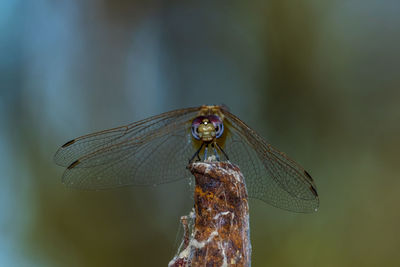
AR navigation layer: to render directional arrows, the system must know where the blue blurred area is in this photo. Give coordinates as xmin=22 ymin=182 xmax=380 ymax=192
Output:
xmin=1 ymin=0 xmax=400 ymax=266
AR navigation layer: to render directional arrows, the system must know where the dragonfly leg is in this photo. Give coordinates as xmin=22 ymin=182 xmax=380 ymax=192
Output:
xmin=216 ymin=143 xmax=229 ymax=160
xmin=211 ymin=143 xmax=220 ymax=161
xmin=189 ymin=142 xmax=204 ymax=163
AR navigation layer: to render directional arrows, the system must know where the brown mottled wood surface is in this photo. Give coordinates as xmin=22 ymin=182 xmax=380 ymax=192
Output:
xmin=169 ymin=161 xmax=251 ymax=267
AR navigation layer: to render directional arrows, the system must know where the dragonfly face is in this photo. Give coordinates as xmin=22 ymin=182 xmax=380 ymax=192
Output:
xmin=54 ymin=105 xmax=319 ymax=213
xmin=189 ymin=106 xmax=228 ymax=162
xmin=191 ymin=115 xmax=224 ymax=142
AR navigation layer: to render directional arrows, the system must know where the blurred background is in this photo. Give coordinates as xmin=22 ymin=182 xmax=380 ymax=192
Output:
xmin=1 ymin=0 xmax=400 ymax=266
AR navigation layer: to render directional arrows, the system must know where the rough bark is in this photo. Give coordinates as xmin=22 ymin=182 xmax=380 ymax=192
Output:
xmin=169 ymin=161 xmax=251 ymax=267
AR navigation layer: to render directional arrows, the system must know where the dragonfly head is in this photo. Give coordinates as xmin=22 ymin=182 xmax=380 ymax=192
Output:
xmin=191 ymin=115 xmax=224 ymax=142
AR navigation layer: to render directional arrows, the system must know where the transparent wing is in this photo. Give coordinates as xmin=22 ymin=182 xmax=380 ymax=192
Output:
xmin=55 ymin=107 xmax=201 ymax=188
xmin=54 ymin=107 xmax=200 ymax=167
xmin=220 ymin=109 xmax=319 ymax=213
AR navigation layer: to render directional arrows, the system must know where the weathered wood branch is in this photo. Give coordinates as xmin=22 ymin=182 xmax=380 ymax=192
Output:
xmin=169 ymin=161 xmax=251 ymax=267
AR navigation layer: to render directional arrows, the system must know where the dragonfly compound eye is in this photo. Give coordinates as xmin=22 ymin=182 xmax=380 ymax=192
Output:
xmin=191 ymin=116 xmax=205 ymax=140
xmin=208 ymin=115 xmax=224 ymax=138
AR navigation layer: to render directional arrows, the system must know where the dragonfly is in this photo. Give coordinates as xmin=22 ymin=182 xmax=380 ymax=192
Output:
xmin=54 ymin=105 xmax=319 ymax=212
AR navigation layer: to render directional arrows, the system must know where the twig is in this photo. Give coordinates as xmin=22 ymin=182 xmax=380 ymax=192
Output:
xmin=169 ymin=161 xmax=251 ymax=267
